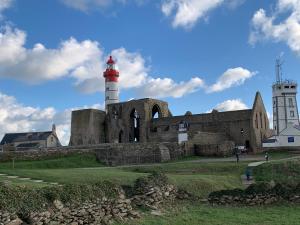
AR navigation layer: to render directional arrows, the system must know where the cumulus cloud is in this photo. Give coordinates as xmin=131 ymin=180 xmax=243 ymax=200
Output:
xmin=209 ymin=99 xmax=248 ymax=112
xmin=61 ymin=0 xmax=146 ymax=12
xmin=250 ymin=0 xmax=300 ymax=55
xmin=206 ymin=67 xmax=256 ymax=93
xmin=161 ymin=0 xmax=245 ymax=29
xmin=0 ymin=0 xmax=13 ymax=18
xmin=0 ymin=92 xmax=104 ymax=146
xmin=0 ymin=26 xmax=255 ymax=99
xmin=77 ymin=47 xmax=149 ymax=93
xmin=0 ymin=26 xmax=150 ymax=93
xmin=138 ymin=77 xmax=205 ymax=98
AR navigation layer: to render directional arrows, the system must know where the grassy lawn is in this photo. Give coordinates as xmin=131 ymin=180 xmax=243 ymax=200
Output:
xmin=0 ymin=159 xmax=247 ymax=197
xmin=121 ymin=202 xmax=300 ymax=225
xmin=0 ymin=153 xmax=103 ymax=169
xmin=1 ymin=152 xmax=300 ymax=224
xmin=253 ymin=157 xmax=300 ymax=184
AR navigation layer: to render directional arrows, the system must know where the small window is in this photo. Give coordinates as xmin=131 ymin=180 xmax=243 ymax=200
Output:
xmin=275 ymin=126 xmax=276 ymax=130
xmin=288 ymin=98 xmax=293 ymax=107
xmin=273 ymin=100 xmax=276 ymax=106
xmin=284 ymin=86 xmax=289 ymax=88
xmin=106 ymin=87 xmax=109 ymax=91
xmin=288 ymin=137 xmax=294 ymax=143
xmin=290 ymin=111 xmax=295 ymax=117
xmin=106 ymin=96 xmax=109 ymax=100
xmin=51 ymin=137 xmax=54 ymax=142
xmin=291 ymin=86 xmax=296 ymax=89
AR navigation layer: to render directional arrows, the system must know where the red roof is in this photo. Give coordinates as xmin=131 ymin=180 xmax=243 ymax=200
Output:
xmin=107 ymin=56 xmax=115 ymax=64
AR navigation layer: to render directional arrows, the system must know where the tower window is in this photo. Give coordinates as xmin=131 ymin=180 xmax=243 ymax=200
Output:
xmin=290 ymin=111 xmax=295 ymax=117
xmin=288 ymin=98 xmax=294 ymax=107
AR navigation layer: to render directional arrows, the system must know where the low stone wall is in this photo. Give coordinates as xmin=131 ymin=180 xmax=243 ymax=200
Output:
xmin=0 ymin=142 xmax=184 ymax=166
xmin=208 ymin=183 xmax=300 ymax=206
xmin=94 ymin=142 xmax=183 ymax=166
xmin=194 ymin=141 xmax=235 ymax=157
xmin=0 ymin=174 xmax=188 ymax=225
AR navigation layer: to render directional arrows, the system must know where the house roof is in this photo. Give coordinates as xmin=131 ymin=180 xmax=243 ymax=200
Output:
xmin=0 ymin=131 xmax=53 ymax=145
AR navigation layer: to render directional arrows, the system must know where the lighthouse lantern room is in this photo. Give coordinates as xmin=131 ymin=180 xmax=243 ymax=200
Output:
xmin=103 ymin=56 xmax=120 ymax=110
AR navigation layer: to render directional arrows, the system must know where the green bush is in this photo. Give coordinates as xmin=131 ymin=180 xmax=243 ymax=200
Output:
xmin=208 ymin=188 xmax=244 ymax=199
xmin=245 ymin=182 xmax=272 ymax=195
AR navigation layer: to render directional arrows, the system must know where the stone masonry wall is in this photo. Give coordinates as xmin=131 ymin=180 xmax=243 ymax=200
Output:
xmin=0 ymin=142 xmax=183 ymax=166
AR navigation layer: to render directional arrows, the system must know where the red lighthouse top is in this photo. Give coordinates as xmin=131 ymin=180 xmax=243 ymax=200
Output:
xmin=103 ymin=56 xmax=119 ymax=82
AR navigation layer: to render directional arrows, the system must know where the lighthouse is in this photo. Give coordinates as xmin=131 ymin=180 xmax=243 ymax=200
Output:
xmin=103 ymin=56 xmax=119 ymax=110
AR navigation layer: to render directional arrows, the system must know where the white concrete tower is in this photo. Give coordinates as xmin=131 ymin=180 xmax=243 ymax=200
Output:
xmin=103 ymin=56 xmax=119 ymax=110
xmin=272 ymin=59 xmax=299 ymax=135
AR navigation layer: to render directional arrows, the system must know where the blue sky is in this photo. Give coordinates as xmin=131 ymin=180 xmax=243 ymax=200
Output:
xmin=0 ymin=0 xmax=300 ymax=145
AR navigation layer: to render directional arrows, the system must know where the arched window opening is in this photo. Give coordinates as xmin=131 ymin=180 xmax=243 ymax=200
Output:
xmin=129 ymin=109 xmax=140 ymax=142
xmin=152 ymin=104 xmax=161 ymax=119
xmin=255 ymin=113 xmax=258 ymax=129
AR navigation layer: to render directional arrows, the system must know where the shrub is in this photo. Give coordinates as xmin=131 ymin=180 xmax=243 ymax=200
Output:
xmin=244 ymin=182 xmax=272 ymax=195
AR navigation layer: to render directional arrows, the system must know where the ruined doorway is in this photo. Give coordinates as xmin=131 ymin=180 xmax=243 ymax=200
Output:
xmin=119 ymin=130 xmax=123 ymax=143
xmin=129 ymin=109 xmax=140 ymax=142
xmin=152 ymin=104 xmax=161 ymax=119
xmin=245 ymin=140 xmax=250 ymax=152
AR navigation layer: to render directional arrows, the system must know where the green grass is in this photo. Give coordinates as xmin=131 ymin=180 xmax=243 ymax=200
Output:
xmin=253 ymin=158 xmax=300 ymax=184
xmin=0 ymin=168 xmax=147 ymax=186
xmin=0 ymin=153 xmax=103 ymax=169
xmin=120 ymin=202 xmax=300 ymax=225
xmin=123 ymin=161 xmax=248 ymax=175
xmin=0 ymin=161 xmax=247 ymax=197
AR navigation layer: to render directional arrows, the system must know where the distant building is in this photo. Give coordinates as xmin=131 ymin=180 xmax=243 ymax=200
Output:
xmin=263 ymin=59 xmax=300 ymax=148
xmin=0 ymin=124 xmax=61 ymax=151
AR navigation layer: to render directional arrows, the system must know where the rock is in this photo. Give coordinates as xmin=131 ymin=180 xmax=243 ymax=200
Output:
xmin=150 ymin=210 xmax=164 ymax=216
xmin=53 ymin=200 xmax=64 ymax=210
xmin=5 ymin=219 xmax=22 ymax=225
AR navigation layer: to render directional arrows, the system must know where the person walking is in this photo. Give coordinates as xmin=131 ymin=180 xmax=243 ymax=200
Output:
xmin=235 ymin=151 xmax=239 ymax=163
xmin=265 ymin=152 xmax=269 ymax=162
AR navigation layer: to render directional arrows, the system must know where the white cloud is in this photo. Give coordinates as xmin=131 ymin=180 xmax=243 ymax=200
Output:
xmin=0 ymin=26 xmax=255 ymax=99
xmin=161 ymin=0 xmax=245 ymax=29
xmin=75 ymin=47 xmax=149 ymax=93
xmin=0 ymin=0 xmax=13 ymax=18
xmin=250 ymin=0 xmax=300 ymax=55
xmin=0 ymin=91 xmax=104 ymax=146
xmin=138 ymin=77 xmax=205 ymax=98
xmin=61 ymin=0 xmax=146 ymax=12
xmin=0 ymin=26 xmax=150 ymax=93
xmin=207 ymin=67 xmax=256 ymax=93
xmin=210 ymin=99 xmax=248 ymax=112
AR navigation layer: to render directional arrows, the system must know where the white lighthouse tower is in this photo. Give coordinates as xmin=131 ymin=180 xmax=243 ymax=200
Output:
xmin=272 ymin=59 xmax=299 ymax=135
xmin=103 ymin=56 xmax=119 ymax=110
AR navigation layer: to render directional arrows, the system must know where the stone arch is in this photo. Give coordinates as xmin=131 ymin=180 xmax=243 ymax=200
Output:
xmin=129 ymin=108 xmax=140 ymax=142
xmin=152 ymin=104 xmax=161 ymax=119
